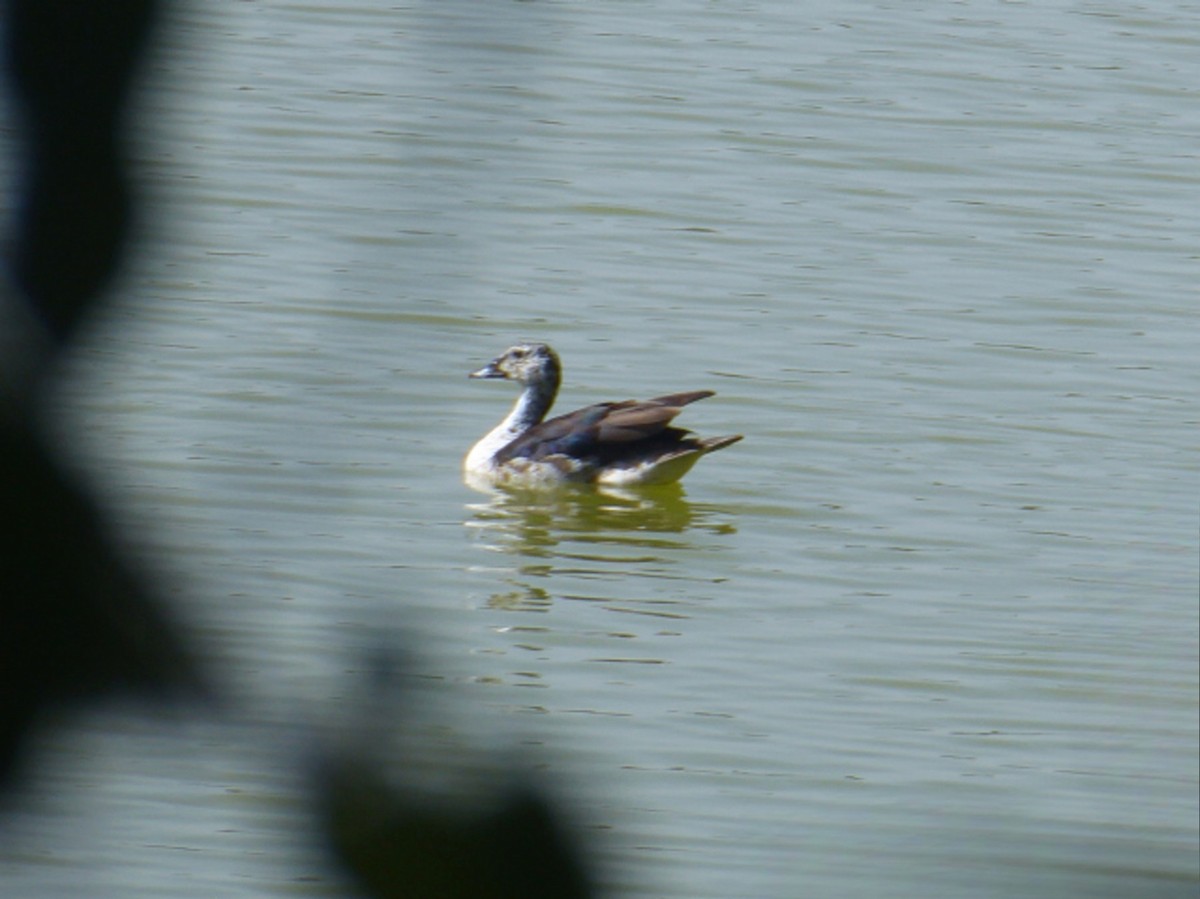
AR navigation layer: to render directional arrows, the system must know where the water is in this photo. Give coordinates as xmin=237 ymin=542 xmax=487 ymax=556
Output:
xmin=3 ymin=2 xmax=1197 ymax=897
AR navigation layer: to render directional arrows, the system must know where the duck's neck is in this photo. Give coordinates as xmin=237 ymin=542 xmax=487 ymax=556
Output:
xmin=466 ymin=376 xmax=558 ymax=470
xmin=504 ymin=377 xmax=557 ymax=433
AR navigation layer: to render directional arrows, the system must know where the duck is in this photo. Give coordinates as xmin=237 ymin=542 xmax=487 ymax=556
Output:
xmin=464 ymin=343 xmax=742 ymax=488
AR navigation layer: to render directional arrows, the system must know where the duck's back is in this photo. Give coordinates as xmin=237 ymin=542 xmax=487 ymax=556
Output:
xmin=494 ymin=392 xmax=740 ymax=485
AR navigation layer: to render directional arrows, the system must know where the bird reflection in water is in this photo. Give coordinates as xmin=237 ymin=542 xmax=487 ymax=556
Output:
xmin=464 ymin=483 xmax=737 ymax=613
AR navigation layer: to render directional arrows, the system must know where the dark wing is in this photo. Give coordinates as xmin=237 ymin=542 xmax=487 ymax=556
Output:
xmin=495 ymin=391 xmax=715 ymax=464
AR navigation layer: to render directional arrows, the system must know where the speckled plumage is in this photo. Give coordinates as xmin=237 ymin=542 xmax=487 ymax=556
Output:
xmin=464 ymin=343 xmax=742 ymax=489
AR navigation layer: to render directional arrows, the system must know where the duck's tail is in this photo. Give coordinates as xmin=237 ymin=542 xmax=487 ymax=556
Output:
xmin=697 ymin=434 xmax=743 ymax=454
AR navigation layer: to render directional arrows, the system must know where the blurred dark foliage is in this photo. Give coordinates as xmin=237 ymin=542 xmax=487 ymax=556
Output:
xmin=1 ymin=2 xmax=597 ymax=895
xmin=0 ymin=407 xmax=205 ymax=784
xmin=4 ymin=0 xmax=157 ymax=340
xmin=320 ymin=753 xmax=593 ymax=899
xmin=1 ymin=0 xmax=202 ymax=789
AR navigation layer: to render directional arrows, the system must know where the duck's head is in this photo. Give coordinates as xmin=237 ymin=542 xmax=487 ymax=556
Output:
xmin=470 ymin=343 xmax=561 ymax=388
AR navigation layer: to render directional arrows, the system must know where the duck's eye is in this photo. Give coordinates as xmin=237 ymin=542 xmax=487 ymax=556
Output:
xmin=512 ymin=348 xmax=527 ymax=359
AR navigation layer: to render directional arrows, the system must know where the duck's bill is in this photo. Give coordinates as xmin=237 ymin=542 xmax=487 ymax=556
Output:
xmin=469 ymin=361 xmax=504 ymax=379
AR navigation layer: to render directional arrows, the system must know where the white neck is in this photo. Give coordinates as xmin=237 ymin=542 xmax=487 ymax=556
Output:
xmin=464 ymin=382 xmax=554 ymax=472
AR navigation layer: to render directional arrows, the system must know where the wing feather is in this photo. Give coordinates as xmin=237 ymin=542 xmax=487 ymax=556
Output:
xmin=496 ymin=390 xmax=722 ymax=466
